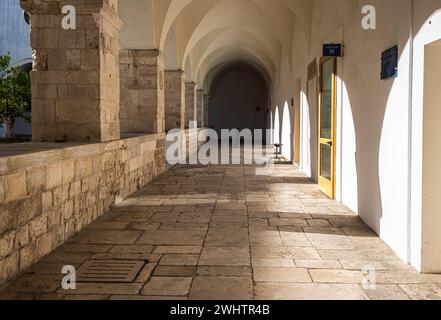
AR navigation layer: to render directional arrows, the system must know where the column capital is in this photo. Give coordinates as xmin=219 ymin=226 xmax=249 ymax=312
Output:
xmin=165 ymin=69 xmax=184 ymax=75
xmin=120 ymin=49 xmax=163 ymax=60
xmin=20 ymin=0 xmax=57 ymax=14
xmin=21 ymin=0 xmax=119 ymax=16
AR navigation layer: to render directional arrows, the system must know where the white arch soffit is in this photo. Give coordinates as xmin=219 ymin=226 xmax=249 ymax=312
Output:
xmin=179 ymin=0 xmax=289 ymax=67
xmin=278 ymin=0 xmax=312 ymax=50
xmin=163 ymin=23 xmax=180 ymax=69
xmin=196 ymin=46 xmax=275 ymax=87
xmin=203 ymin=60 xmax=271 ymax=94
xmin=189 ymin=28 xmax=279 ymax=79
xmin=159 ymin=0 xmax=311 ymax=51
xmin=184 ymin=26 xmax=281 ymax=74
xmin=182 ymin=0 xmax=292 ymax=61
xmin=197 ymin=46 xmax=275 ymax=83
xmin=159 ymin=0 xmax=312 ymax=61
xmin=159 ymin=0 xmax=218 ymax=52
xmin=152 ymin=0 xmax=173 ymax=48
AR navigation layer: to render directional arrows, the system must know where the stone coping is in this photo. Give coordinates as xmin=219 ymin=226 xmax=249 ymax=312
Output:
xmin=0 ymin=133 xmax=165 ymax=175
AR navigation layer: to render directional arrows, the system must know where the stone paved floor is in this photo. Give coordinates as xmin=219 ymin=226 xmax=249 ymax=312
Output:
xmin=1 ymin=152 xmax=441 ymax=300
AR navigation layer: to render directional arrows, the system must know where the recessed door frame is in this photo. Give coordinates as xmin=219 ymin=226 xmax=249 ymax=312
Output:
xmin=318 ymin=56 xmax=337 ymax=198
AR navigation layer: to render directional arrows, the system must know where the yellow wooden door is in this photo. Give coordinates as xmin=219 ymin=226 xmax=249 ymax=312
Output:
xmin=318 ymin=57 xmax=337 ymax=198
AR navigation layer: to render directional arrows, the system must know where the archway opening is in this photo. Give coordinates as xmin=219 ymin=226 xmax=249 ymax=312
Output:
xmin=209 ymin=62 xmax=269 ymax=140
xmin=421 ymin=38 xmax=441 ymax=273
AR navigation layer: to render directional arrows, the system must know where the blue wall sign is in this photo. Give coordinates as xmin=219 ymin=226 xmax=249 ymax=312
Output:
xmin=323 ymin=44 xmax=343 ymax=57
xmin=381 ymin=45 xmax=398 ymax=80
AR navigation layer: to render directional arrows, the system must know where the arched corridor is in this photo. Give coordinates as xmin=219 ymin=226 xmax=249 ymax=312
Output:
xmin=209 ymin=62 xmax=268 ymax=135
xmin=1 ymin=0 xmax=441 ymax=301
xmin=1 ymin=148 xmax=438 ymax=300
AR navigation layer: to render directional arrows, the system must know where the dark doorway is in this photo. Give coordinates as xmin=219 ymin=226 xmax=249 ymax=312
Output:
xmin=209 ymin=62 xmax=269 ymax=139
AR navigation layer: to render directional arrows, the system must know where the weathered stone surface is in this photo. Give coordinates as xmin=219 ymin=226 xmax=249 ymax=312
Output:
xmin=189 ymin=277 xmax=253 ymax=300
xmin=153 ymin=246 xmax=202 ymax=254
xmin=309 ymin=269 xmax=365 ymax=284
xmin=255 ymin=283 xmax=369 ymax=300
xmin=399 ymin=284 xmax=441 ymax=300
xmin=27 ymin=0 xmax=123 ymax=143
xmin=154 ymin=266 xmax=196 ymax=277
xmin=60 ymin=283 xmax=143 ymax=296
xmin=252 ymin=259 xmax=296 ymax=268
xmin=7 ymin=274 xmax=61 ymax=294
xmin=141 ymin=277 xmax=192 ymax=296
xmin=3 ymin=172 xmax=26 ymax=203
xmin=0 ymin=133 xmax=166 ymax=285
xmin=120 ymin=50 xmax=165 ymax=134
xmin=253 ymin=267 xmax=312 ymax=283
xmin=364 ymin=285 xmax=410 ymax=300
xmin=165 ymin=70 xmax=185 ymax=130
xmin=295 ymin=259 xmax=342 ymax=270
xmin=203 ymin=94 xmax=210 ymax=127
xmin=184 ymin=82 xmax=196 ymax=128
xmin=77 ymin=230 xmax=143 ymax=245
xmin=159 ymin=254 xmax=199 ymax=266
xmin=199 ymin=247 xmax=250 ymax=266
xmin=2 ymin=146 xmax=440 ymax=300
xmin=195 ymin=89 xmax=204 ymax=128
xmin=137 ymin=230 xmax=206 ymax=246
xmin=196 ymin=266 xmax=252 ymax=277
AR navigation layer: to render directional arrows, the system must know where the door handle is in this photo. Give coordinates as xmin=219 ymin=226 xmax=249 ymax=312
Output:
xmin=326 ymin=141 xmax=333 ymax=147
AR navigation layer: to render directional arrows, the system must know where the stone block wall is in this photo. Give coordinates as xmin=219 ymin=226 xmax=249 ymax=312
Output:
xmin=196 ymin=89 xmax=204 ymax=128
xmin=204 ymin=94 xmax=210 ymax=128
xmin=164 ymin=70 xmax=185 ymax=131
xmin=184 ymin=82 xmax=196 ymax=129
xmin=120 ymin=50 xmax=165 ymax=134
xmin=24 ymin=0 xmax=123 ymax=142
xmin=0 ymin=133 xmax=165 ymax=285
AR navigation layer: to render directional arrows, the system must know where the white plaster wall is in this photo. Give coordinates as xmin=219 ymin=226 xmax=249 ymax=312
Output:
xmin=120 ymin=0 xmax=156 ymax=50
xmin=164 ymin=23 xmax=180 ymax=70
xmin=271 ymin=0 xmax=425 ymax=265
xmin=411 ymin=2 xmax=441 ymax=271
xmin=421 ymin=40 xmax=441 ymax=273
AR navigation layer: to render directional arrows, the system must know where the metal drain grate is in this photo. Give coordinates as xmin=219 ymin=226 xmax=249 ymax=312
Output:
xmin=76 ymin=260 xmax=145 ymax=283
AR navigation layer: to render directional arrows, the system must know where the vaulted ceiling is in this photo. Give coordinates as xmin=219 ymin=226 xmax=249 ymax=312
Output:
xmin=119 ymin=0 xmax=313 ymax=89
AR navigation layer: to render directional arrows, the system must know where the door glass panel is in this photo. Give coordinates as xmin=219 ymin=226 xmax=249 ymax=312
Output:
xmin=321 ymin=59 xmax=333 ymax=140
xmin=321 ymin=144 xmax=332 ymax=181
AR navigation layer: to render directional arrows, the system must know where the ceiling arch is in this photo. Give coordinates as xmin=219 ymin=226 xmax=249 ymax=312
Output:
xmin=196 ymin=46 xmax=275 ymax=88
xmin=187 ymin=27 xmax=279 ymax=80
xmin=128 ymin=0 xmax=314 ymax=87
xmin=204 ymin=60 xmax=271 ymax=95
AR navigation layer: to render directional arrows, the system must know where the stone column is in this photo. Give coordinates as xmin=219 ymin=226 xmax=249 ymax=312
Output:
xmin=164 ymin=70 xmax=185 ymax=131
xmin=21 ymin=0 xmax=124 ymax=142
xmin=203 ymin=94 xmax=210 ymax=128
xmin=120 ymin=49 xmax=165 ymax=134
xmin=196 ymin=89 xmax=204 ymax=128
xmin=184 ymin=82 xmax=196 ymax=129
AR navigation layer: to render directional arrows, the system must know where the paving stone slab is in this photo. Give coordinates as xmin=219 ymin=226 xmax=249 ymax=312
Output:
xmin=189 ymin=277 xmax=253 ymax=300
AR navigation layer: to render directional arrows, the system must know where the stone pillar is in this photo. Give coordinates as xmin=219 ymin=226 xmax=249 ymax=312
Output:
xmin=21 ymin=0 xmax=124 ymax=143
xmin=184 ymin=82 xmax=196 ymax=129
xmin=120 ymin=49 xmax=165 ymax=134
xmin=203 ymin=94 xmax=210 ymax=128
xmin=196 ymin=89 xmax=204 ymax=128
xmin=164 ymin=70 xmax=185 ymax=131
